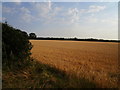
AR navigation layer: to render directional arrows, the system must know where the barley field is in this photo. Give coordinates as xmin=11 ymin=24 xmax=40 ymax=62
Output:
xmin=30 ymin=40 xmax=119 ymax=88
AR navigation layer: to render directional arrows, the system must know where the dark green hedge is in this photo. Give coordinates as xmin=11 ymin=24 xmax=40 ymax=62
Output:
xmin=2 ymin=23 xmax=32 ymax=65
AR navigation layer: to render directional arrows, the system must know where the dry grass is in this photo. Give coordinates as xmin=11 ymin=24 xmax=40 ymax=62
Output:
xmin=30 ymin=40 xmax=119 ymax=88
xmin=3 ymin=59 xmax=96 ymax=88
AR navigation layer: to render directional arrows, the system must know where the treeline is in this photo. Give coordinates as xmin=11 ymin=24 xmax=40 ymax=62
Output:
xmin=29 ymin=36 xmax=120 ymax=42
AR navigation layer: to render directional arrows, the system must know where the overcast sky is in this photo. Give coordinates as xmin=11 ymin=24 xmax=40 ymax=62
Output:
xmin=2 ymin=2 xmax=118 ymax=40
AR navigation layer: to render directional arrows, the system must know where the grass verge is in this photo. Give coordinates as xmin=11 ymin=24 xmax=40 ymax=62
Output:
xmin=2 ymin=59 xmax=97 ymax=88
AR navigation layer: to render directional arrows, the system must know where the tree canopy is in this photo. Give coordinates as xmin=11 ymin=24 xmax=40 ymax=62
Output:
xmin=29 ymin=33 xmax=37 ymax=39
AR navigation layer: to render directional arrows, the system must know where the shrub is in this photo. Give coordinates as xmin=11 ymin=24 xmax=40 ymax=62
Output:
xmin=2 ymin=23 xmax=32 ymax=67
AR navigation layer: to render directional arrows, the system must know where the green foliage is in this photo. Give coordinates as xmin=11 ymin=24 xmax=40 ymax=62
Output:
xmin=2 ymin=23 xmax=32 ymax=67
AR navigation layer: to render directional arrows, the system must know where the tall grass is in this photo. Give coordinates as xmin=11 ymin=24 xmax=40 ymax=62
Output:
xmin=3 ymin=59 xmax=97 ymax=88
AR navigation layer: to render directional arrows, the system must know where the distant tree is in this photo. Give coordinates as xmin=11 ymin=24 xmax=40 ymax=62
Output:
xmin=5 ymin=21 xmax=7 ymax=24
xmin=74 ymin=37 xmax=77 ymax=40
xmin=29 ymin=33 xmax=37 ymax=39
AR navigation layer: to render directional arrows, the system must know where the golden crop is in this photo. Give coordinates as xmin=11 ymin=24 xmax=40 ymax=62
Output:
xmin=30 ymin=40 xmax=119 ymax=88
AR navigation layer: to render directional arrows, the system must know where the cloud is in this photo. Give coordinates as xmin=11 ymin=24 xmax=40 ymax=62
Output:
xmin=2 ymin=17 xmax=6 ymax=21
xmin=79 ymin=9 xmax=86 ymax=14
xmin=30 ymin=2 xmax=64 ymax=24
xmin=74 ymin=5 xmax=106 ymax=14
xmin=11 ymin=0 xmax=22 ymax=5
xmin=33 ymin=0 xmax=52 ymax=20
xmin=3 ymin=2 xmax=57 ymax=23
xmin=2 ymin=6 xmax=15 ymax=13
xmin=21 ymin=13 xmax=34 ymax=23
xmin=100 ymin=18 xmax=118 ymax=25
xmin=57 ymin=5 xmax=106 ymax=25
xmin=83 ymin=13 xmax=117 ymax=28
xmin=33 ymin=2 xmax=52 ymax=18
xmin=63 ymin=5 xmax=107 ymax=25
xmin=20 ymin=7 xmax=34 ymax=23
xmin=2 ymin=2 xmax=108 ymax=25
xmin=20 ymin=7 xmax=31 ymax=14
xmin=51 ymin=7 xmax=62 ymax=16
xmin=3 ymin=0 xmax=37 ymax=2
xmin=14 ymin=2 xmax=21 ymax=5
xmin=67 ymin=8 xmax=80 ymax=23
xmin=88 ymin=5 xmax=106 ymax=13
xmin=0 ymin=17 xmax=6 ymax=22
xmin=85 ymin=17 xmax=98 ymax=23
xmin=68 ymin=8 xmax=79 ymax=15
xmin=41 ymin=7 xmax=81 ymax=25
xmin=9 ymin=0 xmax=22 ymax=2
xmin=48 ymin=0 xmax=52 ymax=10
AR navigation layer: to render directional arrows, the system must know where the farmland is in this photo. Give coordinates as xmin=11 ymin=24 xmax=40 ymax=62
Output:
xmin=30 ymin=40 xmax=119 ymax=88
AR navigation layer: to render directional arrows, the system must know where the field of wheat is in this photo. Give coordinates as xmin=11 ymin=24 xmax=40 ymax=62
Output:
xmin=30 ymin=40 xmax=119 ymax=88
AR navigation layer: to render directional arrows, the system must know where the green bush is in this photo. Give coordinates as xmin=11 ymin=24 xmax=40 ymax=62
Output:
xmin=2 ymin=23 xmax=32 ymax=67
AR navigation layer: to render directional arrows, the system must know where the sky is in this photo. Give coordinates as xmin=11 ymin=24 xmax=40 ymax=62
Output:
xmin=2 ymin=1 xmax=118 ymax=40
